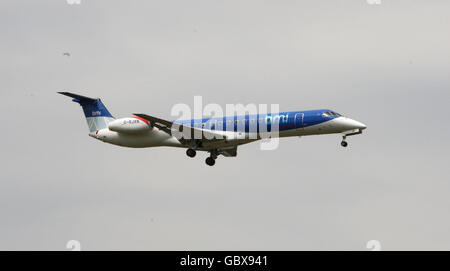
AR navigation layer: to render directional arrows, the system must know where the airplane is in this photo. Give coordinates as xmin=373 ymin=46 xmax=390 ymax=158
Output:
xmin=58 ymin=92 xmax=367 ymax=166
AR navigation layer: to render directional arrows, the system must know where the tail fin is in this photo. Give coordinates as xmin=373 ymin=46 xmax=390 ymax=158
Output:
xmin=58 ymin=92 xmax=115 ymax=133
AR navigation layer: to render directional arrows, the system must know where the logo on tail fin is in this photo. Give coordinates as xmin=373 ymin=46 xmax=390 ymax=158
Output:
xmin=58 ymin=91 xmax=115 ymax=133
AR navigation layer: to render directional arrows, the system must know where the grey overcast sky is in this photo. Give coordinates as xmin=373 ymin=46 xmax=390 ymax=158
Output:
xmin=0 ymin=0 xmax=449 ymax=250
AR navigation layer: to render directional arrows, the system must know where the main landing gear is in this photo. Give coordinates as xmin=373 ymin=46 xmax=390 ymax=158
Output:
xmin=205 ymin=157 xmax=216 ymax=166
xmin=205 ymin=150 xmax=218 ymax=167
xmin=186 ymin=148 xmax=196 ymax=158
xmin=186 ymin=148 xmax=218 ymax=166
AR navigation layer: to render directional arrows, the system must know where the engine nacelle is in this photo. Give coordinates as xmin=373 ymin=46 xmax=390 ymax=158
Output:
xmin=108 ymin=117 xmax=151 ymax=134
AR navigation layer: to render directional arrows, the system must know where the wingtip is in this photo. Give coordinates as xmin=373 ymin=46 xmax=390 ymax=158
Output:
xmin=57 ymin=91 xmax=71 ymax=96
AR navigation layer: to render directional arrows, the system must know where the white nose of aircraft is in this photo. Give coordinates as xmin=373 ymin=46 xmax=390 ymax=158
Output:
xmin=349 ymin=118 xmax=367 ymax=130
xmin=335 ymin=117 xmax=367 ymax=131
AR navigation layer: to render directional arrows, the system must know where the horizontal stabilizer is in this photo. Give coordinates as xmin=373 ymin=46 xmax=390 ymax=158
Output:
xmin=58 ymin=91 xmax=98 ymax=103
xmin=58 ymin=92 xmax=114 ymax=126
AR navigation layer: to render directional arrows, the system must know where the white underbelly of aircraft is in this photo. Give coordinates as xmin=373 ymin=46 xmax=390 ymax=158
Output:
xmin=96 ymin=118 xmax=345 ymax=149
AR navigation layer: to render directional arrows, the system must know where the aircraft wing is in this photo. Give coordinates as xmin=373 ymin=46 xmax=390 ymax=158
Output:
xmin=133 ymin=113 xmax=228 ymax=144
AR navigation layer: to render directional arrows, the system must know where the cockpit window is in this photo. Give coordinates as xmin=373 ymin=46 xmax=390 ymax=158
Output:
xmin=331 ymin=111 xmax=341 ymax=116
xmin=323 ymin=111 xmax=342 ymax=117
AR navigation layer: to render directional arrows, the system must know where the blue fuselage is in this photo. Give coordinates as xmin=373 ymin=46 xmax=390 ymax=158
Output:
xmin=176 ymin=109 xmax=338 ymax=133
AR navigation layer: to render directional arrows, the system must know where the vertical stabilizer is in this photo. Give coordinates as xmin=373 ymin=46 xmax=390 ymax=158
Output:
xmin=58 ymin=92 xmax=115 ymax=133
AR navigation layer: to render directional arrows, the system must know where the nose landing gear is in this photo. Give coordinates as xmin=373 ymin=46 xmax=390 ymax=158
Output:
xmin=340 ymin=128 xmax=364 ymax=147
xmin=341 ymin=135 xmax=348 ymax=147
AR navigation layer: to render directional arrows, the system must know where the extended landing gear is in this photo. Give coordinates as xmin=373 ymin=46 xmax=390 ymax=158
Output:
xmin=186 ymin=148 xmax=218 ymax=166
xmin=341 ymin=135 xmax=348 ymax=147
xmin=186 ymin=148 xmax=196 ymax=158
xmin=205 ymin=149 xmax=218 ymax=166
xmin=340 ymin=129 xmax=365 ymax=148
xmin=205 ymin=157 xmax=216 ymax=166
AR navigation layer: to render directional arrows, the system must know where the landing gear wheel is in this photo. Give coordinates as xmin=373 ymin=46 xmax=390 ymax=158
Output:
xmin=205 ymin=157 xmax=216 ymax=166
xmin=341 ymin=141 xmax=348 ymax=147
xmin=186 ymin=148 xmax=196 ymax=158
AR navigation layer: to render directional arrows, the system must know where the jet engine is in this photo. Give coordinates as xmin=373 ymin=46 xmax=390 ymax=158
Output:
xmin=108 ymin=117 xmax=151 ymax=134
